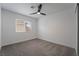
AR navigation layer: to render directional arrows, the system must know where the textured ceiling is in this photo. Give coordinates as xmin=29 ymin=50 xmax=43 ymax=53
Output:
xmin=1 ymin=3 xmax=75 ymax=18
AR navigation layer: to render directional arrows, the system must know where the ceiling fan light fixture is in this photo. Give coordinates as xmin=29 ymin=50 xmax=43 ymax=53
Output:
xmin=37 ymin=12 xmax=40 ymax=14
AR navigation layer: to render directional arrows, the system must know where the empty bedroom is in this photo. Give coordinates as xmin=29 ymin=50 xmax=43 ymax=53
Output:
xmin=0 ymin=3 xmax=77 ymax=56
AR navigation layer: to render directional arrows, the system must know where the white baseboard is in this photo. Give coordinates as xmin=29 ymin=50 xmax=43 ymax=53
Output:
xmin=2 ymin=37 xmax=37 ymax=47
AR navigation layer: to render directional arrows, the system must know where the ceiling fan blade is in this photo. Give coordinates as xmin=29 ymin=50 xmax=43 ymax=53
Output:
xmin=30 ymin=12 xmax=37 ymax=15
xmin=40 ymin=13 xmax=46 ymax=15
xmin=38 ymin=4 xmax=42 ymax=12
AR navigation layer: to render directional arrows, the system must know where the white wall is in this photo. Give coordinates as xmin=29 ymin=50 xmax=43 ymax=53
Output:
xmin=0 ymin=5 xmax=1 ymax=49
xmin=38 ymin=8 xmax=77 ymax=49
xmin=1 ymin=8 xmax=38 ymax=46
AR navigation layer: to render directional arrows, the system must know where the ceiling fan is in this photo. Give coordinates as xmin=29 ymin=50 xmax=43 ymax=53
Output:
xmin=30 ymin=4 xmax=46 ymax=15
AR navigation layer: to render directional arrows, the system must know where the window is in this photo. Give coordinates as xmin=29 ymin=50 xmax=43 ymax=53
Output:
xmin=16 ymin=19 xmax=32 ymax=32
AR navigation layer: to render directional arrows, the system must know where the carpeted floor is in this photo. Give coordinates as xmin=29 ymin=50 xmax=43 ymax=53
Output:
xmin=0 ymin=38 xmax=76 ymax=56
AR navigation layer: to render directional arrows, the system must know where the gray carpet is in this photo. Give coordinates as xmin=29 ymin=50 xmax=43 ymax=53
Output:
xmin=0 ymin=38 xmax=76 ymax=56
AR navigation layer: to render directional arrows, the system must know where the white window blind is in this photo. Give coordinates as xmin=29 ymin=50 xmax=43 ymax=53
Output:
xmin=16 ymin=19 xmax=32 ymax=32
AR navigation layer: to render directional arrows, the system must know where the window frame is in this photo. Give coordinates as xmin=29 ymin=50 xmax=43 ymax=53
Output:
xmin=16 ymin=19 xmax=32 ymax=32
